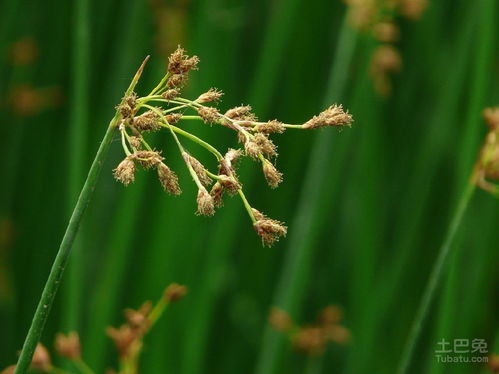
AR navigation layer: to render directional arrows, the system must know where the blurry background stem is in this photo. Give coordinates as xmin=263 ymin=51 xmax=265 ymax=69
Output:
xmin=396 ymin=181 xmax=476 ymax=374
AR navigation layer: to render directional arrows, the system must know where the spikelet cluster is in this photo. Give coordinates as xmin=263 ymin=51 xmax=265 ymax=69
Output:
xmin=269 ymin=305 xmax=351 ymax=356
xmin=112 ymin=46 xmax=353 ymax=246
xmin=1 ymin=284 xmax=187 ymax=374
xmin=345 ymin=0 xmax=428 ymax=96
xmin=472 ymin=107 xmax=499 ymax=196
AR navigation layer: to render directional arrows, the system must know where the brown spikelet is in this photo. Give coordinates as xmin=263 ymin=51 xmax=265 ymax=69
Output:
xmin=399 ymin=0 xmax=428 ymax=20
xmin=318 ymin=305 xmax=343 ymax=326
xmin=113 ymin=157 xmax=136 ymax=185
xmin=133 ymin=110 xmax=162 ymax=132
xmin=106 ymin=325 xmax=137 ymax=358
xmin=118 ymin=93 xmax=137 ymax=119
xmin=31 ymin=343 xmax=52 ymax=372
xmin=133 ymin=150 xmax=163 ymax=169
xmin=164 ymin=283 xmax=188 ymax=302
xmin=483 ymin=107 xmax=499 ymax=130
xmin=303 ymin=104 xmax=353 ymax=129
xmin=124 ymin=301 xmax=152 ymax=332
xmin=269 ymin=307 xmax=293 ymax=332
xmin=251 ymin=208 xmax=265 ymax=221
xmin=196 ymin=88 xmax=223 ymax=103
xmin=167 ymin=73 xmax=188 ymax=88
xmin=0 ymin=365 xmax=16 ymax=374
xmin=254 ymin=133 xmax=277 ymax=157
xmin=197 ymin=106 xmax=220 ymax=123
xmin=164 ymin=113 xmax=182 ymax=124
xmin=292 ymin=327 xmax=326 ymax=356
xmin=218 ymin=175 xmax=241 ymax=195
xmin=54 ymin=332 xmax=81 ymax=360
xmin=262 ymin=160 xmax=283 ymax=188
xmin=162 ymin=88 xmax=180 ymax=100
xmin=244 ymin=139 xmax=261 ymax=159
xmin=210 ymin=182 xmax=225 ymax=207
xmin=168 ymin=46 xmax=199 ymax=74
xmin=128 ymin=136 xmax=142 ymax=150
xmin=225 ymin=105 xmax=256 ymax=121
xmin=373 ymin=21 xmax=400 ymax=43
xmin=254 ymin=216 xmax=287 ymax=246
xmin=254 ymin=120 xmax=285 ymax=134
xmin=157 ymin=162 xmax=181 ymax=195
xmin=196 ymin=188 xmax=215 ymax=216
xmin=183 ymin=153 xmax=212 ymax=186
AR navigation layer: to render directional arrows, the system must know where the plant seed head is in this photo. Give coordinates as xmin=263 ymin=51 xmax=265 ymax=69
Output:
xmin=113 ymin=157 xmax=136 ymax=185
xmin=303 ymin=104 xmax=353 ymax=129
xmin=54 ymin=332 xmax=81 ymax=360
xmin=162 ymin=88 xmax=180 ymax=100
xmin=168 ymin=46 xmax=199 ymax=74
xmin=164 ymin=283 xmax=188 ymax=302
xmin=262 ymin=159 xmax=283 ymax=188
xmin=196 ymin=188 xmax=215 ymax=216
xmin=196 ymin=88 xmax=223 ymax=103
xmin=133 ymin=150 xmax=163 ymax=169
xmin=269 ymin=307 xmax=293 ymax=332
xmin=225 ymin=105 xmax=257 ymax=121
xmin=133 ymin=110 xmax=162 ymax=132
xmin=31 ymin=343 xmax=51 ymax=372
xmin=157 ymin=162 xmax=182 ymax=195
xmin=210 ymin=182 xmax=225 ymax=207
xmin=197 ymin=106 xmax=220 ymax=123
xmin=253 ymin=217 xmax=287 ymax=246
xmin=483 ymin=107 xmax=499 ymax=131
xmin=255 ymin=120 xmax=285 ymax=134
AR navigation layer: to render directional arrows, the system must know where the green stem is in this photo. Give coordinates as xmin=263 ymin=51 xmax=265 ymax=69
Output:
xmin=396 ymin=181 xmax=476 ymax=374
xmin=14 ymin=123 xmax=117 ymax=374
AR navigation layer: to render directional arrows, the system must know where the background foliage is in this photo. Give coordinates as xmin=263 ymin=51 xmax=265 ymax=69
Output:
xmin=1 ymin=0 xmax=498 ymax=373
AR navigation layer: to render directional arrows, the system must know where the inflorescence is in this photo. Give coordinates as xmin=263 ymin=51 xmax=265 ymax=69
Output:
xmin=472 ymin=107 xmax=499 ymax=196
xmin=113 ymin=46 xmax=353 ymax=246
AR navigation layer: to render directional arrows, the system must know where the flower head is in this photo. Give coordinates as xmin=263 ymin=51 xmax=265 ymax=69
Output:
xmin=303 ymin=105 xmax=353 ymax=129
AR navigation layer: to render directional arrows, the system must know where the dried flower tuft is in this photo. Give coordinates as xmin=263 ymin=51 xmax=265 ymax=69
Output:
xmin=254 ymin=216 xmax=287 ymax=246
xmin=157 ymin=162 xmax=182 ymax=195
xmin=54 ymin=332 xmax=81 ymax=360
xmin=31 ymin=343 xmax=52 ymax=372
xmin=210 ymin=182 xmax=225 ymax=207
xmin=196 ymin=188 xmax=215 ymax=216
xmin=133 ymin=110 xmax=162 ymax=132
xmin=483 ymin=107 xmax=499 ymax=131
xmin=114 ymin=157 xmax=136 ymax=185
xmin=168 ymin=46 xmax=199 ymax=74
xmin=254 ymin=133 xmax=278 ymax=158
xmin=164 ymin=283 xmax=188 ymax=302
xmin=162 ymin=88 xmax=180 ymax=100
xmin=262 ymin=159 xmax=283 ymax=188
xmin=218 ymin=175 xmax=241 ymax=195
xmin=118 ymin=93 xmax=137 ymax=119
xmin=196 ymin=88 xmax=223 ymax=103
xmin=269 ymin=307 xmax=293 ymax=332
xmin=133 ymin=150 xmax=163 ymax=169
xmin=184 ymin=153 xmax=212 ymax=186
xmin=0 ymin=365 xmax=16 ymax=374
xmin=292 ymin=327 xmax=326 ymax=356
xmin=197 ymin=106 xmax=220 ymax=123
xmin=255 ymin=120 xmax=285 ymax=134
xmin=167 ymin=73 xmax=188 ymax=88
xmin=164 ymin=113 xmax=182 ymax=124
xmin=124 ymin=301 xmax=152 ymax=332
xmin=225 ymin=105 xmax=256 ymax=121
xmin=303 ymin=104 xmax=353 ymax=129
xmin=128 ymin=136 xmax=142 ymax=150
xmin=106 ymin=325 xmax=136 ymax=358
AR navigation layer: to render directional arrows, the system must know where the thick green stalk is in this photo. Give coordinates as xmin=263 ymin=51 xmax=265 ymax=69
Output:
xmin=14 ymin=122 xmax=116 ymax=374
xmin=396 ymin=181 xmax=476 ymax=374
xmin=14 ymin=55 xmax=148 ymax=374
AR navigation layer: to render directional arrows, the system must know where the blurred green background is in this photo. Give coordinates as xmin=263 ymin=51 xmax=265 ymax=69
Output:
xmin=1 ymin=0 xmax=498 ymax=373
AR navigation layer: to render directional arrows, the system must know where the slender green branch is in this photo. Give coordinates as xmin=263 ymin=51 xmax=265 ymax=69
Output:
xmin=14 ymin=124 xmax=116 ymax=374
xmin=396 ymin=181 xmax=476 ymax=374
xmin=14 ymin=57 xmax=149 ymax=374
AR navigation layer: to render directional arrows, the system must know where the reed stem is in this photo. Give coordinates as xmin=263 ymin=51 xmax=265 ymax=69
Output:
xmin=396 ymin=181 xmax=476 ymax=374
